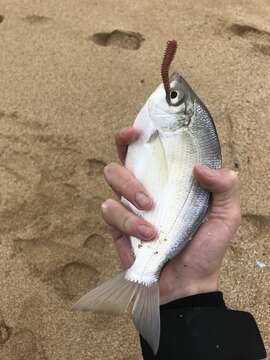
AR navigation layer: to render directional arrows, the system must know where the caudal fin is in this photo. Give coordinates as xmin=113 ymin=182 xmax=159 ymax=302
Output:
xmin=72 ymin=272 xmax=137 ymax=314
xmin=72 ymin=272 xmax=160 ymax=354
xmin=132 ymin=281 xmax=160 ymax=354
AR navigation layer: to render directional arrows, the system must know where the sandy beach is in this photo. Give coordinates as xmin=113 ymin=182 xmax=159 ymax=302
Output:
xmin=0 ymin=0 xmax=269 ymax=359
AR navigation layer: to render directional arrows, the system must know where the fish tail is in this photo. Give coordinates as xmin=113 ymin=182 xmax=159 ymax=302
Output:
xmin=132 ymin=281 xmax=160 ymax=355
xmin=72 ymin=272 xmax=137 ymax=314
xmin=72 ymin=272 xmax=160 ymax=354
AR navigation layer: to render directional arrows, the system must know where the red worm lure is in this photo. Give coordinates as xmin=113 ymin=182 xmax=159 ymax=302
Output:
xmin=161 ymin=40 xmax=178 ymax=105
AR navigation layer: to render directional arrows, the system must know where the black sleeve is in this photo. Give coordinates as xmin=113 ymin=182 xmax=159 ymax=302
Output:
xmin=140 ymin=292 xmax=267 ymax=360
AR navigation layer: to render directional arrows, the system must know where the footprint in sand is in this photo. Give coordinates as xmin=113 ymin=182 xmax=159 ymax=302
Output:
xmin=252 ymin=43 xmax=270 ymax=56
xmin=0 ymin=319 xmax=12 ymax=344
xmin=243 ymin=214 xmax=270 ymax=248
xmin=0 ymin=111 xmax=84 ymax=233
xmin=90 ymin=30 xmax=144 ymax=50
xmin=1 ymin=110 xmax=110 ymax=301
xmin=229 ymin=23 xmax=270 ymax=40
xmin=83 ymin=233 xmax=106 ymax=254
xmin=61 ymin=262 xmax=99 ymax=299
xmin=0 ymin=328 xmax=47 ymax=360
xmin=22 ymin=15 xmax=51 ymax=24
xmin=227 ymin=22 xmax=270 ymax=56
xmin=84 ymin=159 xmax=106 ymax=177
xmin=230 ymin=214 xmax=270 ymax=257
xmin=13 ymin=238 xmax=102 ymax=300
xmin=0 ymin=15 xmax=4 ymax=24
xmin=10 ymin=184 xmax=107 ymax=300
xmin=8 ymin=111 xmax=48 ymax=131
xmin=0 ymin=309 xmax=47 ymax=359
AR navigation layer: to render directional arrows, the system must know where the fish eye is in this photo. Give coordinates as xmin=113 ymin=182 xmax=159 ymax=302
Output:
xmin=169 ymin=89 xmax=183 ymax=106
xmin=170 ymin=90 xmax=178 ymax=99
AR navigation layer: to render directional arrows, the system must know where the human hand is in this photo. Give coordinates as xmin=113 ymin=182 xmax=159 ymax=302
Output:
xmin=101 ymin=127 xmax=241 ymax=304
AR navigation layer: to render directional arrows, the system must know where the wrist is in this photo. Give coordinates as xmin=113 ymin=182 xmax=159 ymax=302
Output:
xmin=160 ymin=275 xmax=219 ymax=305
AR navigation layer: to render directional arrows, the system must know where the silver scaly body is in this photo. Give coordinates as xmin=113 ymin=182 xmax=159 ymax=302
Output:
xmin=123 ymin=75 xmax=221 ymax=286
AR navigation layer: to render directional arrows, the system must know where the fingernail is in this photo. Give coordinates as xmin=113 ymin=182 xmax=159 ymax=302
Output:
xmin=138 ymin=224 xmax=156 ymax=238
xmin=135 ymin=192 xmax=153 ymax=208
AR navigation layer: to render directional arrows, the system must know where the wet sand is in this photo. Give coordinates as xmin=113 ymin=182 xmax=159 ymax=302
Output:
xmin=0 ymin=0 xmax=269 ymax=359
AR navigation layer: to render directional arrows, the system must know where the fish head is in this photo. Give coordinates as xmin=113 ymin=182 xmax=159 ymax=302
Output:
xmin=148 ymin=72 xmax=195 ymax=133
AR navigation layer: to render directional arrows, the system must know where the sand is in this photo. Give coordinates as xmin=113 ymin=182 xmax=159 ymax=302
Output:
xmin=0 ymin=0 xmax=269 ymax=359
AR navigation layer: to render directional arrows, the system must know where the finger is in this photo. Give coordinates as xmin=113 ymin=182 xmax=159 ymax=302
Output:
xmin=193 ymin=165 xmax=240 ymax=203
xmin=193 ymin=165 xmax=241 ymax=231
xmin=101 ymin=198 xmax=157 ymax=241
xmin=104 ymin=162 xmax=153 ymax=210
xmin=115 ymin=127 xmax=141 ymax=163
xmin=193 ymin=165 xmax=238 ymax=193
xmin=107 ymin=226 xmax=134 ymax=269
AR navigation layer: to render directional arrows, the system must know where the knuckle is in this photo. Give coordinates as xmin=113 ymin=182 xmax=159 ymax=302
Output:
xmin=229 ymin=205 xmax=242 ymax=228
xmin=108 ymin=225 xmax=122 ymax=241
xmin=121 ymin=177 xmax=134 ymax=193
xmin=122 ymin=214 xmax=133 ymax=234
xmin=235 ymin=211 xmax=242 ymax=228
xmin=228 ymin=170 xmax=239 ymax=187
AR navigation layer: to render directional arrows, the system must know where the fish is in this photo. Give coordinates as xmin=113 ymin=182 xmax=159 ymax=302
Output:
xmin=73 ymin=40 xmax=222 ymax=354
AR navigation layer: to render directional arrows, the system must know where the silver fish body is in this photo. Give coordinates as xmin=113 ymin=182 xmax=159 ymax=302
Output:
xmin=123 ymin=72 xmax=221 ymax=286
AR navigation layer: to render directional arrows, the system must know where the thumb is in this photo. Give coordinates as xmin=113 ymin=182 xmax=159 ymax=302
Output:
xmin=193 ymin=165 xmax=241 ymax=231
xmin=193 ymin=165 xmax=239 ymax=195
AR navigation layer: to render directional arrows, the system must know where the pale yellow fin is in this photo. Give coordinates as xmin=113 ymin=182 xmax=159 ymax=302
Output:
xmin=132 ymin=282 xmax=160 ymax=355
xmin=72 ymin=273 xmax=161 ymax=354
xmin=72 ymin=272 xmax=137 ymax=314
